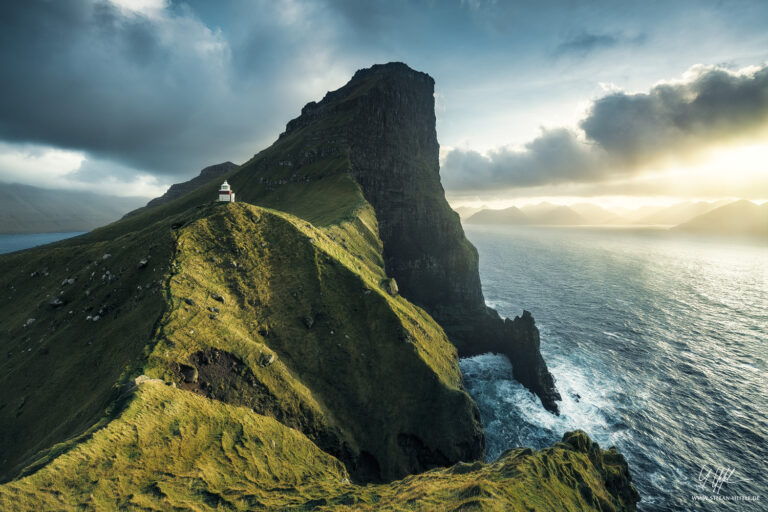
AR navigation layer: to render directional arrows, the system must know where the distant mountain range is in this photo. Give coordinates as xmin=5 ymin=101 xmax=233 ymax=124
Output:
xmin=452 ymin=206 xmax=482 ymax=219
xmin=0 ymin=162 xmax=240 ymax=234
xmin=464 ymin=203 xmax=590 ymax=226
xmin=0 ymin=183 xmax=146 ymax=234
xmin=675 ymin=200 xmax=768 ymax=237
xmin=462 ymin=200 xmax=767 ymax=237
xmin=464 ymin=206 xmax=528 ymax=224
xmin=633 ymin=201 xmax=729 ymax=225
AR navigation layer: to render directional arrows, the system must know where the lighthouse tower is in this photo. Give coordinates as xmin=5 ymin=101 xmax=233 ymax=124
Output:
xmin=218 ymin=180 xmax=235 ymax=202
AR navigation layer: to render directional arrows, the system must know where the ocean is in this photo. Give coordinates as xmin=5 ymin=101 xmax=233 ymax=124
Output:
xmin=461 ymin=225 xmax=767 ymax=511
xmin=0 ymin=232 xmax=85 ymax=255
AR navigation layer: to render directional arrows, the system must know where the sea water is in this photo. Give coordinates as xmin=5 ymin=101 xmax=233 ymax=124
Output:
xmin=461 ymin=225 xmax=767 ymax=511
xmin=0 ymin=232 xmax=84 ymax=255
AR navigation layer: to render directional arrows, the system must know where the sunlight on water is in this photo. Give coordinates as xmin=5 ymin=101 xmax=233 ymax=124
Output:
xmin=462 ymin=225 xmax=767 ymax=511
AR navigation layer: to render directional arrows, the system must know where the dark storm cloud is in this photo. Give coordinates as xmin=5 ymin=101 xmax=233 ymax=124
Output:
xmin=1 ymin=0 xmax=767 ymax=194
xmin=581 ymin=65 xmax=768 ymax=164
xmin=442 ymin=128 xmax=602 ymax=190
xmin=0 ymin=0 xmax=486 ymax=185
xmin=0 ymin=0 xmax=306 ymax=179
xmin=441 ymin=64 xmax=768 ymax=192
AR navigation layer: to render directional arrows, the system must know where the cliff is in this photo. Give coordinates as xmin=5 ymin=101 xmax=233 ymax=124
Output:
xmin=278 ymin=63 xmax=561 ymax=412
xmin=0 ymin=62 xmax=636 ymax=509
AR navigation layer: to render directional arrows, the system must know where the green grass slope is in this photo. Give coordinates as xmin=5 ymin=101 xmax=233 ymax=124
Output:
xmin=0 ymin=213 xmax=178 ymax=480
xmin=142 ymin=202 xmax=483 ymax=481
xmin=0 ymin=380 xmax=638 ymax=512
xmin=1 ymin=197 xmax=483 ymax=483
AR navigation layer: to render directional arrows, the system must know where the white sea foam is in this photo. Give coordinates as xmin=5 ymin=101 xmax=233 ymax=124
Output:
xmin=460 ymin=352 xmax=622 ymax=460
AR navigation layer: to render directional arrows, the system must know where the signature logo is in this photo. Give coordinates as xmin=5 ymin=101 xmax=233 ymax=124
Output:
xmin=697 ymin=465 xmax=748 ymax=494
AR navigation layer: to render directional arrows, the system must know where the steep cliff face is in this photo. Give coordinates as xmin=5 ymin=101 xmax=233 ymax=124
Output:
xmin=280 ymin=63 xmax=561 ymax=412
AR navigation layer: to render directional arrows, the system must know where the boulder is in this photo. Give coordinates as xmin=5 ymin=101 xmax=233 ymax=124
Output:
xmin=382 ymin=278 xmax=399 ymax=296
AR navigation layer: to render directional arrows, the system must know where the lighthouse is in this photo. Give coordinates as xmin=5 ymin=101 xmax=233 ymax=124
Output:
xmin=218 ymin=180 xmax=235 ymax=202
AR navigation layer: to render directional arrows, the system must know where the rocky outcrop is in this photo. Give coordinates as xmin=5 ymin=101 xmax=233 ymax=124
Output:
xmin=123 ymin=161 xmax=238 ymax=218
xmin=279 ymin=63 xmax=562 ymax=413
xmin=559 ymin=431 xmax=641 ymax=510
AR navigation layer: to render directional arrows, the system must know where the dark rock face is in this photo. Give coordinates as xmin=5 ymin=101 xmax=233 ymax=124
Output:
xmin=123 ymin=162 xmax=238 ymax=218
xmin=283 ymin=63 xmax=561 ymax=412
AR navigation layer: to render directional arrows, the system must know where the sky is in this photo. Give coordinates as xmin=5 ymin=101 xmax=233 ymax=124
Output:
xmin=0 ymin=0 xmax=767 ymax=207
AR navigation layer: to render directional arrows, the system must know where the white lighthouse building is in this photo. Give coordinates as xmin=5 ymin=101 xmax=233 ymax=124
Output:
xmin=218 ymin=180 xmax=235 ymax=202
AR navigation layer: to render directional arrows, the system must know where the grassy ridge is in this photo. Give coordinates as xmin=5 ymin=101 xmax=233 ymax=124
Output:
xmin=0 ymin=92 xmax=387 ymax=479
xmin=143 ymin=202 xmax=481 ymax=480
xmin=0 ymin=380 xmax=637 ymax=511
xmin=1 ymin=197 xmax=483 ymax=483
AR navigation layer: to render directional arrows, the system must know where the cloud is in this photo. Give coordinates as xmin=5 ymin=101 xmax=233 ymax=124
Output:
xmin=581 ymin=64 xmax=768 ymax=164
xmin=108 ymin=0 xmax=167 ymax=18
xmin=554 ymin=31 xmax=645 ymax=57
xmin=442 ymin=128 xmax=603 ymax=190
xmin=0 ymin=142 xmax=86 ymax=184
xmin=556 ymin=32 xmax=615 ymax=55
xmin=441 ymin=64 xmax=768 ymax=192
xmin=2 ymin=0 xmax=767 ymax=198
xmin=0 ymin=1 xmax=233 ymax=176
xmin=0 ymin=141 xmax=167 ymax=197
xmin=0 ymin=0 xmax=352 ymax=185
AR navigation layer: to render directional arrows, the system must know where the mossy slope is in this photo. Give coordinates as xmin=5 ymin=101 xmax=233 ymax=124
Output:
xmin=144 ymin=202 xmax=483 ymax=481
xmin=0 ymin=380 xmax=637 ymax=511
xmin=0 ymin=212 xmax=177 ymax=481
xmin=0 ymin=152 xmax=483 ymax=483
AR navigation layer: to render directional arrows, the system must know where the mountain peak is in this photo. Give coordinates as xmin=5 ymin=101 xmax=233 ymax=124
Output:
xmin=350 ymin=61 xmax=434 ymax=83
xmin=281 ymin=62 xmax=434 ymax=140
